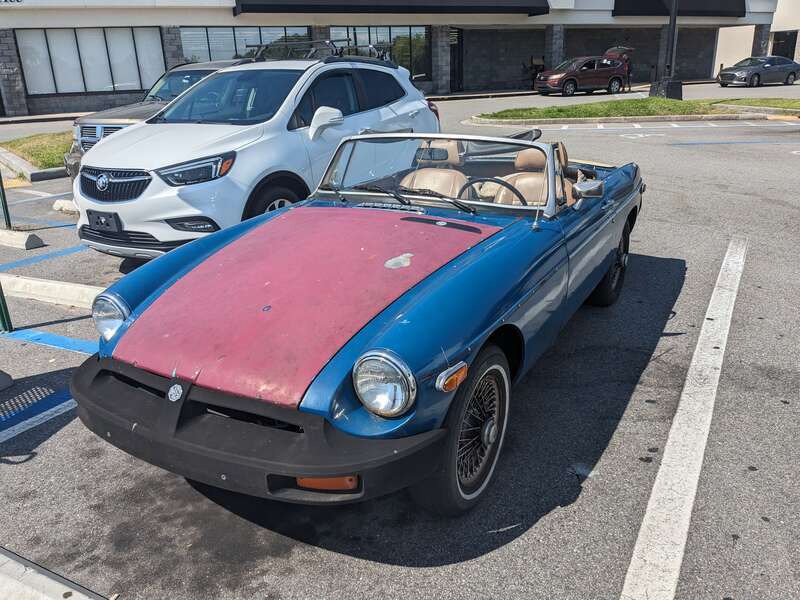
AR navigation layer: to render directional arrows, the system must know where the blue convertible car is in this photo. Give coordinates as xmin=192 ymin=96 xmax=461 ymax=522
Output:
xmin=72 ymin=133 xmax=644 ymax=515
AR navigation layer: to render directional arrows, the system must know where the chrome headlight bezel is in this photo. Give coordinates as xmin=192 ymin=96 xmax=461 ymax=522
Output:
xmin=92 ymin=292 xmax=131 ymax=342
xmin=156 ymin=151 xmax=236 ymax=187
xmin=352 ymin=350 xmax=417 ymax=418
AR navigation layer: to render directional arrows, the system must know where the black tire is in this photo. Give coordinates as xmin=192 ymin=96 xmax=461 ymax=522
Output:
xmin=410 ymin=345 xmax=510 ymax=516
xmin=607 ymin=78 xmax=622 ymax=94
xmin=720 ymin=83 xmax=729 ymax=87
xmin=562 ymin=80 xmax=577 ymax=97
xmin=587 ymin=221 xmax=630 ymax=307
xmin=749 ymin=74 xmax=760 ymax=88
xmin=786 ymin=72 xmax=796 ymax=85
xmin=245 ymin=185 xmax=299 ymax=219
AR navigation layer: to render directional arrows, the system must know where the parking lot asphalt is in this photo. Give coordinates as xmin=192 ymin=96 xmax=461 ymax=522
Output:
xmin=1 ymin=100 xmax=798 ymax=600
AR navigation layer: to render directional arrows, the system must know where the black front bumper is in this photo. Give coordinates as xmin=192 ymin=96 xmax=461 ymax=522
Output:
xmin=71 ymin=356 xmax=446 ymax=505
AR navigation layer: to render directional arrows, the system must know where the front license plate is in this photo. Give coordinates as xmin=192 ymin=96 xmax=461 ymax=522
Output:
xmin=86 ymin=210 xmax=121 ymax=233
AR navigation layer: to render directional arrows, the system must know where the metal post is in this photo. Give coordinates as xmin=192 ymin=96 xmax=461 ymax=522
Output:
xmin=665 ymin=0 xmax=679 ymax=79
xmin=0 ymin=172 xmax=11 ymax=230
xmin=0 ymin=279 xmax=12 ymax=332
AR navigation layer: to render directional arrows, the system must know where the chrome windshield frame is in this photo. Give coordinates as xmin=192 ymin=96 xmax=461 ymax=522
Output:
xmin=316 ymin=133 xmax=557 ymax=219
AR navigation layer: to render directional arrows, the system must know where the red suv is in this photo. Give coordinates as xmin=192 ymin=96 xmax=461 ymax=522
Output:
xmin=536 ymin=56 xmax=627 ymax=97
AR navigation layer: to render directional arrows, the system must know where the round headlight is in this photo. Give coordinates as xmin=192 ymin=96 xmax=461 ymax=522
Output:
xmin=353 ymin=350 xmax=417 ymax=418
xmin=92 ymin=293 xmax=130 ymax=342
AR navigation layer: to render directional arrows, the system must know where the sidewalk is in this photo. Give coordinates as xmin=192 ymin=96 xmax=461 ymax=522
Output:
xmin=0 ymin=113 xmax=88 ymax=126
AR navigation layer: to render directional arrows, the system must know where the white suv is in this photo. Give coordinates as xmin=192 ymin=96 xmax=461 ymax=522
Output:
xmin=73 ymin=56 xmax=439 ymax=259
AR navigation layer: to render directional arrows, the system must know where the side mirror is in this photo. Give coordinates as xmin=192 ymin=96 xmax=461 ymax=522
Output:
xmin=309 ymin=106 xmax=344 ymax=141
xmin=572 ymin=180 xmax=604 ymax=210
xmin=764 ymin=63 xmax=772 ymax=68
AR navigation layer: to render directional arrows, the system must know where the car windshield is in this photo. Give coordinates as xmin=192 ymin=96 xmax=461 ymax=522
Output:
xmin=734 ymin=58 xmax=766 ymax=67
xmin=145 ymin=69 xmax=214 ymax=102
xmin=554 ymin=59 xmax=580 ymax=71
xmin=320 ymin=136 xmax=549 ymax=211
xmin=152 ymin=69 xmax=302 ymax=125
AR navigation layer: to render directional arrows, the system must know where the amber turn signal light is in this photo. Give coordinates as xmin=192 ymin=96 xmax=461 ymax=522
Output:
xmin=219 ymin=157 xmax=235 ymax=177
xmin=436 ymin=362 xmax=469 ymax=392
xmin=296 ymin=475 xmax=359 ymax=492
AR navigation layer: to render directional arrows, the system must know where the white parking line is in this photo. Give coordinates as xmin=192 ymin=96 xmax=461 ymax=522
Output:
xmin=633 ymin=123 xmax=642 ymax=128
xmin=8 ymin=191 xmax=72 ymax=206
xmin=0 ymin=399 xmax=77 ymax=444
xmin=16 ymin=189 xmax=53 ymax=198
xmin=620 ymin=236 xmax=748 ymax=600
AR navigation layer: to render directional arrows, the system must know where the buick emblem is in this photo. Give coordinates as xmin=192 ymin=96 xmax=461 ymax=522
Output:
xmin=96 ymin=173 xmax=110 ymax=191
xmin=167 ymin=384 xmax=183 ymax=402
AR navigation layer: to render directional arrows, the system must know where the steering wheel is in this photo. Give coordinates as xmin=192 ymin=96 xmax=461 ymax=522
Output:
xmin=457 ymin=177 xmax=528 ymax=207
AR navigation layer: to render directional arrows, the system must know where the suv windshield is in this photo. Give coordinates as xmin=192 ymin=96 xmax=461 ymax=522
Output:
xmin=321 ymin=136 xmax=549 ymax=210
xmin=145 ymin=69 xmax=214 ymax=102
xmin=734 ymin=58 xmax=766 ymax=67
xmin=554 ymin=59 xmax=581 ymax=71
xmin=153 ymin=69 xmax=302 ymax=125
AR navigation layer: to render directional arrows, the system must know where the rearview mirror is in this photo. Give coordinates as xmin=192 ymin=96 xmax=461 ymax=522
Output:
xmin=572 ymin=180 xmax=604 ymax=210
xmin=309 ymin=106 xmax=344 ymax=141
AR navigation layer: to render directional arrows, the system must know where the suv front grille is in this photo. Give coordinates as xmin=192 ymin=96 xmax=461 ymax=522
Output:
xmin=80 ymin=167 xmax=151 ymax=202
xmin=79 ymin=123 xmax=127 ymax=151
xmin=79 ymin=226 xmax=188 ymax=251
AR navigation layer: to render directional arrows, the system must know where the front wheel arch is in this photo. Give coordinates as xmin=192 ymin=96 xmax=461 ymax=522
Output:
xmin=241 ymin=171 xmax=310 ymax=220
xmin=483 ymin=324 xmax=524 ymax=383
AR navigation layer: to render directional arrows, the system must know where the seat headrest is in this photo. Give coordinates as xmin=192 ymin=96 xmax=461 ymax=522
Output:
xmin=416 ymin=140 xmax=462 ymax=167
xmin=514 ymin=148 xmax=547 ymax=171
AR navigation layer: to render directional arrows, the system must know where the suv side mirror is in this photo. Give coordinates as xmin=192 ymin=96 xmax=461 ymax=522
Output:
xmin=764 ymin=63 xmax=772 ymax=68
xmin=309 ymin=106 xmax=344 ymax=141
xmin=572 ymin=179 xmax=604 ymax=210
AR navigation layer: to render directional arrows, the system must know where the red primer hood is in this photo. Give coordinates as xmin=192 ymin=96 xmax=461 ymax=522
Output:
xmin=113 ymin=207 xmax=501 ymax=408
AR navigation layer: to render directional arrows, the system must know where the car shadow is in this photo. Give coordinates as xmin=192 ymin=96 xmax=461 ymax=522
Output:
xmin=0 ymin=368 xmax=76 ymax=465
xmin=188 ymin=252 xmax=686 ymax=567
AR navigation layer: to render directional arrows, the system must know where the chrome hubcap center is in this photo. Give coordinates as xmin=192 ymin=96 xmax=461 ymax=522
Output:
xmin=482 ymin=419 xmax=498 ymax=446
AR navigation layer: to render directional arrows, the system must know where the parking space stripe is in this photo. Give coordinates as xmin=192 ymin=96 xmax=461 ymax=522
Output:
xmin=620 ymin=237 xmax=748 ymax=600
xmin=669 ymin=140 xmax=800 ymax=146
xmin=0 ymin=388 xmax=74 ymax=438
xmin=0 ymin=545 xmax=104 ymax=599
xmin=0 ymin=245 xmax=86 ymax=272
xmin=8 ymin=191 xmax=72 ymax=206
xmin=1 ymin=329 xmax=97 ymax=355
xmin=11 ymin=216 xmax=76 ymax=229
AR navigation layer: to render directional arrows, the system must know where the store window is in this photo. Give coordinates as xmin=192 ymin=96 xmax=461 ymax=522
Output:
xmin=179 ymin=26 xmax=311 ymax=62
xmin=329 ymin=26 xmax=432 ymax=81
xmin=15 ymin=27 xmax=165 ymax=95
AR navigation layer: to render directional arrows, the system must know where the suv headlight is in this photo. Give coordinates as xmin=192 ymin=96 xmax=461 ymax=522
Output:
xmin=156 ymin=152 xmax=236 ymax=187
xmin=353 ymin=350 xmax=417 ymax=418
xmin=92 ymin=293 xmax=131 ymax=342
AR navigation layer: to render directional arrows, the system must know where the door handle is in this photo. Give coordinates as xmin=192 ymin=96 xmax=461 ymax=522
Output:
xmin=409 ymin=109 xmax=420 ymax=118
xmin=600 ymin=200 xmax=614 ymax=211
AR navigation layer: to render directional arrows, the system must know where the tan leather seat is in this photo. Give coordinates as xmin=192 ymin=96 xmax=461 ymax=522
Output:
xmin=399 ymin=140 xmax=468 ymax=198
xmin=478 ymin=148 xmax=548 ymax=206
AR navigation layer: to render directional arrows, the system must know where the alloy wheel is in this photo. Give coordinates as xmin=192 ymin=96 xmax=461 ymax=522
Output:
xmin=610 ymin=233 xmax=629 ymax=290
xmin=266 ymin=198 xmax=292 ymax=212
xmin=610 ymin=79 xmax=621 ymax=94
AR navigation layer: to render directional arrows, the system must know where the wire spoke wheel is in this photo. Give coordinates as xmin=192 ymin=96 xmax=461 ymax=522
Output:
xmin=610 ymin=233 xmax=628 ymax=289
xmin=456 ymin=369 xmax=504 ymax=495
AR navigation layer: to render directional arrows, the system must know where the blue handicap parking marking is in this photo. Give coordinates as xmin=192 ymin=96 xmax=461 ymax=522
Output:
xmin=1 ymin=329 xmax=98 ymax=355
xmin=0 ymin=245 xmax=87 ymax=273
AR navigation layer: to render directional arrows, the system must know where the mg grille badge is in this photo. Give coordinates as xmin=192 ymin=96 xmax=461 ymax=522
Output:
xmin=167 ymin=384 xmax=183 ymax=402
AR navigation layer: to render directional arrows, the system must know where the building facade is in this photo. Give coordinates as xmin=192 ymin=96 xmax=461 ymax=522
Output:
xmin=0 ymin=0 xmax=779 ymax=117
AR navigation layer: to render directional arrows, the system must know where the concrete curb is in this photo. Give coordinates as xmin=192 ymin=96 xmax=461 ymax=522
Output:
xmin=0 ymin=546 xmax=105 ymax=600
xmin=0 ymin=146 xmax=68 ymax=182
xmin=0 ymin=229 xmax=44 ymax=250
xmin=714 ymin=103 xmax=800 ymax=116
xmin=0 ymin=273 xmax=101 ymax=309
xmin=470 ymin=112 xmax=768 ymax=126
xmin=53 ymin=198 xmax=80 ymax=214
xmin=0 ymin=370 xmax=12 ymax=391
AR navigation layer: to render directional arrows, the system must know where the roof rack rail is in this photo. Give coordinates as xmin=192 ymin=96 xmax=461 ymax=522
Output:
xmin=245 ymin=38 xmax=397 ymax=65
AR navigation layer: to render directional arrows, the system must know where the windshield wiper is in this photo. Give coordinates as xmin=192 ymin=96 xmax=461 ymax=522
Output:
xmin=397 ymin=186 xmax=476 ymax=214
xmin=318 ymin=185 xmax=347 ymax=202
xmin=146 ymin=95 xmax=164 ymax=102
xmin=352 ymin=184 xmax=411 ymax=206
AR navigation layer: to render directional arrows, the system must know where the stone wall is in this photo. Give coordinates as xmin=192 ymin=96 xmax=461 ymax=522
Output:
xmin=462 ymin=29 xmax=545 ymax=91
xmin=26 ymin=92 xmax=143 ymax=116
xmin=674 ymin=28 xmax=717 ymax=80
xmin=429 ymin=26 xmax=451 ymax=95
xmin=161 ymin=26 xmax=185 ymax=70
xmin=0 ymin=29 xmax=29 ymax=117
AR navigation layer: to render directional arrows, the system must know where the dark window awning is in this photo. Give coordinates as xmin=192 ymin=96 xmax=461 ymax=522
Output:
xmin=234 ymin=0 xmax=549 ymax=16
xmin=613 ymin=0 xmax=745 ymax=18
